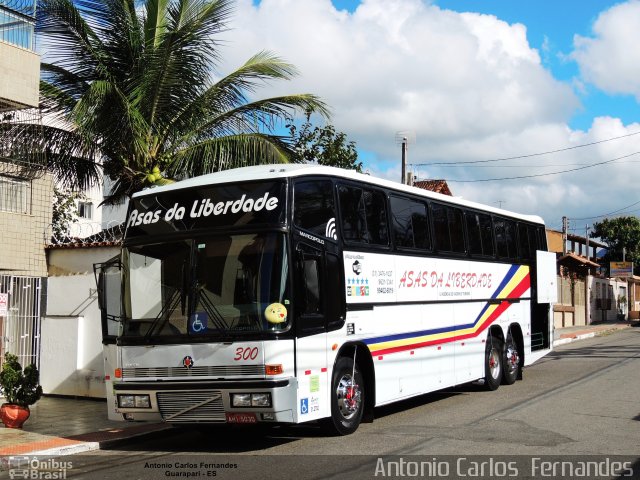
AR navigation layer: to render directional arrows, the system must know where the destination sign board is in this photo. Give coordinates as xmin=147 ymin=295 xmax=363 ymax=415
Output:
xmin=125 ymin=181 xmax=287 ymax=238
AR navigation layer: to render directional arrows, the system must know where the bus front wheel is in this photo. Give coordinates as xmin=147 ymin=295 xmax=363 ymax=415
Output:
xmin=484 ymin=335 xmax=502 ymax=391
xmin=327 ymin=356 xmax=364 ymax=435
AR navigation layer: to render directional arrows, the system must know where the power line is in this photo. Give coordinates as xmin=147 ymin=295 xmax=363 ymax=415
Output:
xmin=445 ymin=151 xmax=639 ymax=183
xmin=422 ymin=159 xmax=640 ymax=169
xmin=571 ymin=200 xmax=640 ymax=221
xmin=413 ymin=130 xmax=640 ymax=166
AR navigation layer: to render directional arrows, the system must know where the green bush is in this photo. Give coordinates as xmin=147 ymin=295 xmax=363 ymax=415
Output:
xmin=0 ymin=353 xmax=43 ymax=407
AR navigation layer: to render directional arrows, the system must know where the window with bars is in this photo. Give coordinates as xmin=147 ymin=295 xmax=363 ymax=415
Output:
xmin=0 ymin=175 xmax=30 ymax=214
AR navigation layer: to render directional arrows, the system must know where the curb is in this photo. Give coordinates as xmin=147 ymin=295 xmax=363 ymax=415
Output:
xmin=552 ymin=323 xmax=632 ymax=348
xmin=1 ymin=423 xmax=174 ymax=457
xmin=553 ymin=332 xmax=596 ymax=347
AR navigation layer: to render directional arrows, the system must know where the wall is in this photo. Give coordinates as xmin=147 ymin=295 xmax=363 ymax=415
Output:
xmin=546 ymin=229 xmax=564 ymax=254
xmin=0 ymin=173 xmax=53 ymax=276
xmin=43 ymin=245 xmax=119 ymax=398
xmin=589 ymin=277 xmax=627 ymax=323
xmin=0 ymin=40 xmax=40 ymax=108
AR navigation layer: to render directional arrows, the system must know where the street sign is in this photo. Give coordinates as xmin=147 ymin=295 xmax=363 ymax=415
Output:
xmin=0 ymin=293 xmax=7 ymax=316
xmin=610 ymin=261 xmax=633 ymax=278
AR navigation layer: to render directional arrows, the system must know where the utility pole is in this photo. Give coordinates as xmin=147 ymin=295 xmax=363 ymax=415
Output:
xmin=585 ymin=224 xmax=590 ymax=261
xmin=585 ymin=223 xmax=591 ymax=324
xmin=396 ymin=131 xmax=415 ymax=184
xmin=562 ymin=216 xmax=568 ymax=255
xmin=401 ymin=137 xmax=408 ymax=184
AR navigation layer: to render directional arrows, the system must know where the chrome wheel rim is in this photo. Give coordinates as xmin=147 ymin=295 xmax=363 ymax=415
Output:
xmin=505 ymin=342 xmax=520 ymax=375
xmin=336 ymin=373 xmax=362 ymax=420
xmin=488 ymin=347 xmax=501 ymax=380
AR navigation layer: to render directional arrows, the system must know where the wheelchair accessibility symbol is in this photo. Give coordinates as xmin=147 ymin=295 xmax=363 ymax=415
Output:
xmin=300 ymin=398 xmax=309 ymax=415
xmin=189 ymin=312 xmax=208 ymax=334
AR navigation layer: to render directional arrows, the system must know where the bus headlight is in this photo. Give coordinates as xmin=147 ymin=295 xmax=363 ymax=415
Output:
xmin=251 ymin=393 xmax=271 ymax=407
xmin=231 ymin=393 xmax=272 ymax=408
xmin=231 ymin=393 xmax=251 ymax=407
xmin=118 ymin=394 xmax=151 ymax=409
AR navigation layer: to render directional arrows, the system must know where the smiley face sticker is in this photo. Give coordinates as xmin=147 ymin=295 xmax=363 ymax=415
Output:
xmin=264 ymin=302 xmax=288 ymax=324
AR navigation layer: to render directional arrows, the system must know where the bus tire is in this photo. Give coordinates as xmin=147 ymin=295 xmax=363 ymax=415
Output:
xmin=502 ymin=332 xmax=520 ymax=385
xmin=484 ymin=334 xmax=502 ymax=391
xmin=327 ymin=356 xmax=364 ymax=435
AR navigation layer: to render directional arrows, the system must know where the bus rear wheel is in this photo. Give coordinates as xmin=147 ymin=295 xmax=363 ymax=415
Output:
xmin=502 ymin=332 xmax=520 ymax=385
xmin=484 ymin=334 xmax=502 ymax=391
xmin=327 ymin=356 xmax=364 ymax=435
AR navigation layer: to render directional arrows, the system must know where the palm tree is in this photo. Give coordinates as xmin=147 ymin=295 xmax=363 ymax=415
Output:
xmin=29 ymin=0 xmax=327 ymax=204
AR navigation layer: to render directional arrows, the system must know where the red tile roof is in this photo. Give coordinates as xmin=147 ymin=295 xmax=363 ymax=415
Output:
xmin=413 ymin=179 xmax=452 ymax=196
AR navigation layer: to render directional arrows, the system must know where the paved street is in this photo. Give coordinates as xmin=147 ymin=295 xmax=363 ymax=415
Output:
xmin=47 ymin=326 xmax=640 ymax=479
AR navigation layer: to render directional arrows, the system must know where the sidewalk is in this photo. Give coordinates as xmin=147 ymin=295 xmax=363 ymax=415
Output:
xmin=0 ymin=397 xmax=171 ymax=457
xmin=0 ymin=319 xmax=636 ymax=458
xmin=552 ymin=318 xmax=635 ymax=346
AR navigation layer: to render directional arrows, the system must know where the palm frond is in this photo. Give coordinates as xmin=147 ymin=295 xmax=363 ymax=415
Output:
xmin=39 ymin=79 xmax=78 ymax=116
xmin=140 ymin=0 xmax=234 ymax=127
xmin=37 ymin=0 xmax=110 ymax=81
xmin=40 ymin=63 xmax=90 ymax=103
xmin=144 ymin=0 xmax=170 ymax=48
xmin=1 ymin=122 xmax=102 ymax=191
xmin=173 ymin=94 xmax=329 ymax=146
xmin=165 ymin=133 xmax=292 ymax=179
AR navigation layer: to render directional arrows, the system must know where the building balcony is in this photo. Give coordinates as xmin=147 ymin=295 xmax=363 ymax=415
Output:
xmin=0 ymin=1 xmax=39 ymax=109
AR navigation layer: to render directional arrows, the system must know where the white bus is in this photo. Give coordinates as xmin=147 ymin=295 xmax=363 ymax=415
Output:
xmin=95 ymin=164 xmax=556 ymax=435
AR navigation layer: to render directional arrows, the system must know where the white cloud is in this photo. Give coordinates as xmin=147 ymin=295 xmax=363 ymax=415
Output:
xmin=217 ymin=0 xmax=639 ymax=227
xmin=572 ymin=0 xmax=640 ymax=100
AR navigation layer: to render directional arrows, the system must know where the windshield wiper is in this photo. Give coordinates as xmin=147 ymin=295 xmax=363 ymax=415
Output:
xmin=143 ymin=289 xmax=181 ymax=338
xmin=196 ymin=290 xmax=229 ymax=333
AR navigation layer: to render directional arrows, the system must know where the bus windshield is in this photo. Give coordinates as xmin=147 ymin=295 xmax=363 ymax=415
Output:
xmin=121 ymin=232 xmax=290 ymax=339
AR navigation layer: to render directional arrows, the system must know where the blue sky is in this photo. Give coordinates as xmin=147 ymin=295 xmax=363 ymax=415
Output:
xmin=429 ymin=0 xmax=639 ymax=131
xmin=220 ymin=0 xmax=640 ymax=229
xmin=332 ymin=0 xmax=639 ymax=131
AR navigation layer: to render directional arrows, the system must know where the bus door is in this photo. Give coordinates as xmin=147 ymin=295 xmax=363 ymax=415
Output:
xmin=291 ymin=178 xmax=345 ymax=421
xmin=94 ymin=256 xmax=124 ymax=421
xmin=530 ymin=250 xmax=557 ymax=360
xmin=292 ymin=237 xmax=345 ymax=422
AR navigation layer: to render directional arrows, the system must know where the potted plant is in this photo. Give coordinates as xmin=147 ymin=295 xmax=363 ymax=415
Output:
xmin=0 ymin=353 xmax=43 ymax=428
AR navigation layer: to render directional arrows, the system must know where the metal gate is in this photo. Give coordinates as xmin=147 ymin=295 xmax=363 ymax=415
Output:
xmin=0 ymin=274 xmax=42 ymax=368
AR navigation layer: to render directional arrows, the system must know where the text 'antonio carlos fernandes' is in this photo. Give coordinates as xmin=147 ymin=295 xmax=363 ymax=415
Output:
xmin=374 ymin=457 xmax=634 ymax=478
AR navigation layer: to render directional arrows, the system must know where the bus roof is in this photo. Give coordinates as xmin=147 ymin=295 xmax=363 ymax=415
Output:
xmin=133 ymin=164 xmax=545 ymax=225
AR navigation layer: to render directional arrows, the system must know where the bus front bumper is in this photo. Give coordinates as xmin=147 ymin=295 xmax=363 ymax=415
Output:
xmin=113 ymin=378 xmax=297 ymax=424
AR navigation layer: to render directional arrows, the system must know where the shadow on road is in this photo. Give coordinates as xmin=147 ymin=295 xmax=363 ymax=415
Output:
xmin=108 ymin=390 xmax=471 ymax=453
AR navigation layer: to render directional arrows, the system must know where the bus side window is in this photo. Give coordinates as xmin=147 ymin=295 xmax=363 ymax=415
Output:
xmin=302 ymin=258 xmax=321 ymax=314
xmin=518 ymin=223 xmax=531 ymax=260
xmin=296 ymin=248 xmax=326 ymax=336
xmin=390 ymin=196 xmax=431 ymax=250
xmin=467 ymin=212 xmax=494 ymax=257
xmin=495 ymin=217 xmax=517 ymax=260
xmin=433 ymin=203 xmax=465 ymax=254
xmin=537 ymin=225 xmax=547 ymax=250
xmin=338 ymin=185 xmax=366 ymax=242
xmin=294 ymin=180 xmax=336 ymax=240
xmin=338 ymin=185 xmax=389 ymax=246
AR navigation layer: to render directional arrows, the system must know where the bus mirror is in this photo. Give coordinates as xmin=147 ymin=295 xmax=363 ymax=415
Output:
xmin=96 ymin=271 xmax=105 ymax=311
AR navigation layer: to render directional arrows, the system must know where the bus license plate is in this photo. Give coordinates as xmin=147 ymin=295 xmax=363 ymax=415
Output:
xmin=226 ymin=413 xmax=257 ymax=424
